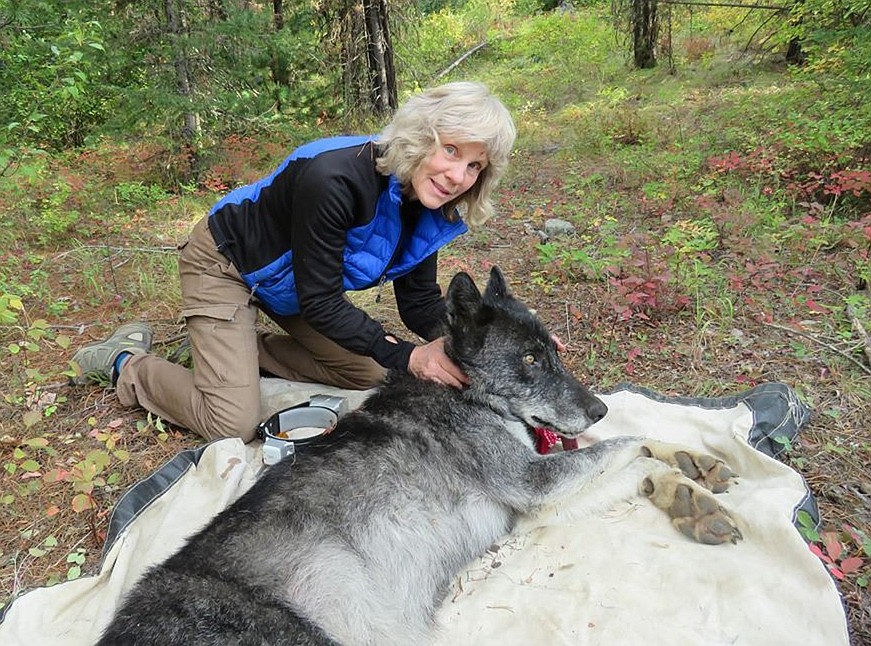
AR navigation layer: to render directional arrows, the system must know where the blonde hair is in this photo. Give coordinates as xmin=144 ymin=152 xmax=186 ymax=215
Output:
xmin=376 ymin=81 xmax=516 ymax=226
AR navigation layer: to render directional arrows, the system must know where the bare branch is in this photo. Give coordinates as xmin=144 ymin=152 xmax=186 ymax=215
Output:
xmin=54 ymin=245 xmax=177 ymax=260
xmin=659 ymin=0 xmax=787 ymax=9
xmin=434 ymin=42 xmax=488 ymax=80
xmin=741 ymin=8 xmax=781 ymax=55
xmin=846 ymin=303 xmax=871 ymax=368
xmin=761 ymin=321 xmax=871 ymax=377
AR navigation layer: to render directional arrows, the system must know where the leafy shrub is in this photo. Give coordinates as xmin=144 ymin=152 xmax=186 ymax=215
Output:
xmin=682 ymin=36 xmax=716 ymax=63
xmin=0 ymin=11 xmax=112 ymax=150
xmin=34 ymin=180 xmax=80 ymax=245
xmin=114 ymin=182 xmax=170 ymax=208
xmin=396 ymin=0 xmax=496 ymax=85
xmin=662 ymin=218 xmax=720 ymax=253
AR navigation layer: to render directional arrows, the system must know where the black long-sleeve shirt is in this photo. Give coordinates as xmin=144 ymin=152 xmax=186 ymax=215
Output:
xmin=209 ymin=139 xmax=453 ymax=370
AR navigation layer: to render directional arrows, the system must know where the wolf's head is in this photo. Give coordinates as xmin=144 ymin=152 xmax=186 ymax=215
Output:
xmin=444 ymin=266 xmax=607 ymax=444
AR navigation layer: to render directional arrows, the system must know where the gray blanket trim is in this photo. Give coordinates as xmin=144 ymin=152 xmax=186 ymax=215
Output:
xmin=100 ymin=443 xmax=212 ymax=560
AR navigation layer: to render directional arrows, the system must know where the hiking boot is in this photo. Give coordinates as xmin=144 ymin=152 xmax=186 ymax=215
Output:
xmin=70 ymin=322 xmax=153 ymax=386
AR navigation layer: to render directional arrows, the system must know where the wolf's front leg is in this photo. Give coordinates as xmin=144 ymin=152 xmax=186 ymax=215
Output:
xmin=524 ymin=436 xmax=645 ymax=505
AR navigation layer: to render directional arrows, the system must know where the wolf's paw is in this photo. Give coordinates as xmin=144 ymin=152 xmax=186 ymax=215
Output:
xmin=641 ymin=472 xmax=743 ymax=545
xmin=641 ymin=441 xmax=737 ymax=494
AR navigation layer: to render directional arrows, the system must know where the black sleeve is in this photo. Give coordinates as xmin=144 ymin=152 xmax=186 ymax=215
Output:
xmin=393 ymin=252 xmax=447 ymax=341
xmin=290 ymin=167 xmax=416 ymax=371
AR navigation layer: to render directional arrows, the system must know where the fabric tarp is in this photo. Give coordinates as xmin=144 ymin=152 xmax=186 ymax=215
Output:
xmin=0 ymin=380 xmax=850 ymax=645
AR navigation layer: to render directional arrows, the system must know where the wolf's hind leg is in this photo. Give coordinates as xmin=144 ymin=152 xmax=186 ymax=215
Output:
xmin=641 ymin=469 xmax=743 ymax=545
xmin=640 ymin=439 xmax=737 ymax=494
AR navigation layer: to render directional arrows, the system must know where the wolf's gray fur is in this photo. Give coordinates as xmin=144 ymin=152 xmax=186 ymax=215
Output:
xmin=97 ymin=267 xmax=738 ymax=646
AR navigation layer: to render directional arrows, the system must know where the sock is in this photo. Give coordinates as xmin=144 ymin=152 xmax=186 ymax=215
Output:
xmin=112 ymin=351 xmax=133 ymax=386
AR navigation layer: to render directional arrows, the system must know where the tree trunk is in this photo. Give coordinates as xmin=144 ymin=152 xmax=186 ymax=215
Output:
xmin=785 ymin=37 xmax=805 ymax=64
xmin=271 ymin=0 xmax=289 ymax=111
xmin=375 ymin=0 xmax=397 ymax=111
xmin=340 ymin=6 xmax=367 ymax=114
xmin=362 ymin=0 xmax=396 ymax=114
xmin=784 ymin=0 xmax=806 ymax=65
xmin=206 ymin=0 xmax=228 ymax=21
xmin=164 ymin=0 xmax=200 ymax=142
xmin=632 ymin=0 xmax=658 ymax=69
xmin=273 ymin=0 xmax=285 ymax=32
xmin=326 ymin=0 xmax=398 ymax=116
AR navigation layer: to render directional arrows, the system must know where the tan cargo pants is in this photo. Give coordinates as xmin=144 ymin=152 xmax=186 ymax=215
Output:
xmin=116 ymin=216 xmax=386 ymax=442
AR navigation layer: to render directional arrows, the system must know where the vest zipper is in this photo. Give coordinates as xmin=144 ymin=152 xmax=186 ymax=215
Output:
xmin=375 ymin=275 xmax=387 ymax=303
xmin=374 ymin=206 xmax=409 ymax=302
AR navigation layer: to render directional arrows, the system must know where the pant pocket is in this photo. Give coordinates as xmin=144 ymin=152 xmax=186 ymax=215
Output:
xmin=181 ymin=265 xmax=251 ymax=314
xmin=184 ymin=307 xmax=259 ymax=390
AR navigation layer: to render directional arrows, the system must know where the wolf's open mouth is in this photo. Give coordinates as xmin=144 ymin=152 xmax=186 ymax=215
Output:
xmin=531 ymin=417 xmax=564 ymax=436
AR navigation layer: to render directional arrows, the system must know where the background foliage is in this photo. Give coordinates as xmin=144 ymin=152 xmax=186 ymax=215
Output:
xmin=1 ymin=0 xmax=869 ymax=641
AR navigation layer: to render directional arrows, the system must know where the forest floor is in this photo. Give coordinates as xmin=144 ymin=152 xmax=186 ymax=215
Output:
xmin=0 ymin=146 xmax=869 ymax=644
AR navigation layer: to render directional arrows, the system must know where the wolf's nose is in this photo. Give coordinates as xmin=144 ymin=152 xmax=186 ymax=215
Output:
xmin=589 ymin=400 xmax=608 ymax=423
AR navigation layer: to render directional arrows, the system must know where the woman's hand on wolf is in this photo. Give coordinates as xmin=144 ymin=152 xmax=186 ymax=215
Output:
xmin=408 ymin=337 xmax=470 ymax=389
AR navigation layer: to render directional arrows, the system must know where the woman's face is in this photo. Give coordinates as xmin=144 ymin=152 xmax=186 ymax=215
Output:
xmin=409 ymin=140 xmax=488 ymax=209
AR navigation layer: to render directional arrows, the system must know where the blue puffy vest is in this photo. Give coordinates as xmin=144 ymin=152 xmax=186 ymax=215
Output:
xmin=211 ymin=136 xmax=468 ymax=316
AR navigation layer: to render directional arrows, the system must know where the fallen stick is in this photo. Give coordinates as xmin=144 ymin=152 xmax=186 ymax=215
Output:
xmin=762 ymin=321 xmax=871 ymax=377
xmin=846 ymin=302 xmax=871 ymax=368
xmin=434 ymin=42 xmax=488 ymax=80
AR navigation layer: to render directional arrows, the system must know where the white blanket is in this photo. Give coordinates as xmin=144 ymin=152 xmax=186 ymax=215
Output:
xmin=0 ymin=381 xmax=850 ymax=645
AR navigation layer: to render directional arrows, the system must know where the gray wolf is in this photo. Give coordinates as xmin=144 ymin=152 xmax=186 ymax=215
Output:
xmin=97 ymin=266 xmax=741 ymax=646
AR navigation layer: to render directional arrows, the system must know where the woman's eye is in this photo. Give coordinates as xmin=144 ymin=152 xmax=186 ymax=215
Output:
xmin=468 ymin=161 xmax=482 ymax=173
xmin=523 ymin=353 xmax=536 ymax=365
xmin=443 ymin=144 xmax=457 ymax=156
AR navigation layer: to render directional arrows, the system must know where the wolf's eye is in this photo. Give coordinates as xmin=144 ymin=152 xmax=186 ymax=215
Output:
xmin=522 ymin=353 xmax=536 ymax=365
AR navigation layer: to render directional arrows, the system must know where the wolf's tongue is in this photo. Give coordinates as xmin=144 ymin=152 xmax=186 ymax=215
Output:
xmin=533 ymin=428 xmax=579 ymax=454
xmin=533 ymin=427 xmax=559 ymax=454
xmin=561 ymin=437 xmax=579 ymax=450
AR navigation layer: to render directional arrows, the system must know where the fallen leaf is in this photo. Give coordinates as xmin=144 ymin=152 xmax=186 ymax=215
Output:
xmin=71 ymin=494 xmax=93 ymax=513
xmin=840 ymin=557 xmax=864 ymax=575
xmin=23 ymin=410 xmax=42 ymax=428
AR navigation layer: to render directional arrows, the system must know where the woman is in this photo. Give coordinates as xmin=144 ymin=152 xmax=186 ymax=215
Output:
xmin=72 ymin=81 xmax=517 ymax=442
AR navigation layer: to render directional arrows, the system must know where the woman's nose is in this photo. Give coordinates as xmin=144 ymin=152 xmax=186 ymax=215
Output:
xmin=445 ymin=161 xmax=466 ymax=186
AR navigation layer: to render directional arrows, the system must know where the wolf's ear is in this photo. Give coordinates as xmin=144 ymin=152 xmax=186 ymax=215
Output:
xmin=445 ymin=271 xmax=482 ymax=326
xmin=482 ymin=265 xmax=511 ymax=305
xmin=445 ymin=271 xmax=490 ymax=359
